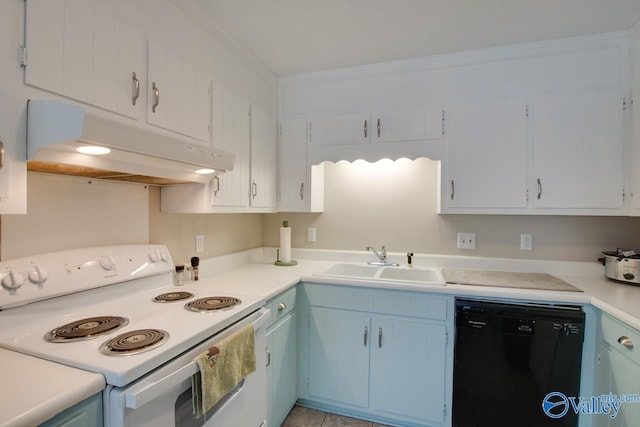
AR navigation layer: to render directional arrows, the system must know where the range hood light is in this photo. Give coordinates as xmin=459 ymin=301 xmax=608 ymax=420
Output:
xmin=76 ymin=145 xmax=111 ymax=155
xmin=195 ymin=168 xmax=216 ymax=175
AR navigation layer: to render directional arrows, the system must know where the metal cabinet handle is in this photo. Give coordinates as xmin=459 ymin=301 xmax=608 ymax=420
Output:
xmin=450 ymin=180 xmax=455 ymax=200
xmin=212 ymin=176 xmax=220 ymax=196
xmin=0 ymin=139 xmax=4 ymax=170
xmin=131 ymin=72 xmax=140 ymax=106
xmin=266 ymin=348 xmax=271 ymax=367
xmin=364 ymin=119 xmax=368 ymax=138
xmin=377 ymin=118 xmax=381 ymax=138
xmin=364 ymin=326 xmax=368 ymax=347
xmin=152 ymin=82 xmax=160 ymax=113
xmin=252 ymin=181 xmax=258 ymax=199
xmin=299 ymin=182 xmax=304 ymax=201
xmin=537 ymin=178 xmax=542 ymax=200
xmin=618 ymin=336 xmax=634 ymax=349
xmin=277 ymin=303 xmax=286 ymax=311
xmin=378 ymin=327 xmax=383 ymax=348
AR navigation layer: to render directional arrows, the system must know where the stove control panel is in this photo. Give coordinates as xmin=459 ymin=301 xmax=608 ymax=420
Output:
xmin=0 ymin=245 xmax=174 ymax=309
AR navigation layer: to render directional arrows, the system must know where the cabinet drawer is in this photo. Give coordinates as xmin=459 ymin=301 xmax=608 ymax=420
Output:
xmin=266 ymin=286 xmax=296 ymax=327
xmin=303 ymin=283 xmax=449 ymax=321
xmin=601 ymin=313 xmax=640 ymax=366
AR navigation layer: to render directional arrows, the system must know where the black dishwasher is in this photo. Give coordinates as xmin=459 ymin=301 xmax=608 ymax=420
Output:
xmin=453 ymin=298 xmax=585 ymax=427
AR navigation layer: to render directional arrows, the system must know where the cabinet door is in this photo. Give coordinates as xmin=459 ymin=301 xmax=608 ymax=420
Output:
xmin=266 ymin=313 xmax=297 ymax=427
xmin=93 ymin=6 xmax=145 ymax=120
xmin=445 ymin=98 xmax=528 ymax=209
xmin=532 ymin=88 xmax=624 ymax=209
xmin=370 ymin=316 xmax=447 ymax=425
xmin=596 ymin=343 xmax=640 ymax=427
xmin=250 ymin=106 xmax=277 ymax=208
xmin=210 ymin=85 xmax=250 ymax=207
xmin=372 ymin=108 xmax=444 ymax=143
xmin=25 ymin=0 xmax=65 ymax=92
xmin=309 ymin=113 xmax=370 ymax=146
xmin=278 ymin=118 xmax=308 ymax=210
xmin=308 ymin=307 xmax=370 ymax=408
xmin=631 ymin=31 xmax=640 ymax=214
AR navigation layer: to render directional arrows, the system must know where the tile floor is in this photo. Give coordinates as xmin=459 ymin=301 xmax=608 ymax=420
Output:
xmin=282 ymin=405 xmax=390 ymax=427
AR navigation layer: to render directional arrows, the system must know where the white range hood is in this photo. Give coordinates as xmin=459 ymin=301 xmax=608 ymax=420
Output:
xmin=27 ymin=99 xmax=234 ymax=185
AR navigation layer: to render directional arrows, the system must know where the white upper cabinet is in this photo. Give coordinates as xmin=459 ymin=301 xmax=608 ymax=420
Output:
xmin=162 ymin=84 xmax=278 ymax=213
xmin=309 ymin=112 xmax=370 ymax=146
xmin=371 ymin=108 xmax=444 ymax=143
xmin=25 ymin=0 xmax=145 ymax=119
xmin=277 ymin=118 xmax=325 ymax=212
xmin=249 ymin=105 xmax=277 ymax=209
xmin=210 ymin=84 xmax=251 ymax=207
xmin=443 ymin=98 xmax=528 ymax=211
xmin=630 ymin=25 xmax=640 ymax=215
xmin=147 ymin=41 xmax=211 ymax=142
xmin=531 ymin=87 xmax=625 ymax=210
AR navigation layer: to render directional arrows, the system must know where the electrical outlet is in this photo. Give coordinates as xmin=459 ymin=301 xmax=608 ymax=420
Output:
xmin=457 ymin=232 xmax=476 ymax=250
xmin=520 ymin=234 xmax=533 ymax=251
xmin=196 ymin=235 xmax=204 ymax=253
xmin=307 ymin=227 xmax=317 ymax=242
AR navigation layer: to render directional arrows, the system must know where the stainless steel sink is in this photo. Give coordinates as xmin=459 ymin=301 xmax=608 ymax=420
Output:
xmin=315 ymin=263 xmax=445 ymax=285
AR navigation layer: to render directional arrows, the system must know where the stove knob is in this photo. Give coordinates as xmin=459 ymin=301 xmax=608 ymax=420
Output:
xmin=159 ymin=250 xmax=170 ymax=262
xmin=149 ymin=250 xmax=160 ymax=263
xmin=99 ymin=255 xmax=116 ymax=271
xmin=28 ymin=265 xmax=49 ymax=284
xmin=2 ymin=270 xmax=25 ymax=290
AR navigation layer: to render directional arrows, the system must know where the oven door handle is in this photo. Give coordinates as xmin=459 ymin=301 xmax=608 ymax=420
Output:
xmin=124 ymin=308 xmax=270 ymax=410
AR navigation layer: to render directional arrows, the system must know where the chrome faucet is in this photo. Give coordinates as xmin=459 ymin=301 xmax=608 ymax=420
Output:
xmin=366 ymin=245 xmax=387 ymax=262
xmin=365 ymin=246 xmax=399 ymax=266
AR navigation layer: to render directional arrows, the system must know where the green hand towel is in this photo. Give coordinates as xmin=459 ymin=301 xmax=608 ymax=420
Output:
xmin=192 ymin=323 xmax=256 ymax=417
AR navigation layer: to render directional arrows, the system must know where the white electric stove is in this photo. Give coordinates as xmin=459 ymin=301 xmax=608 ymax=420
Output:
xmin=0 ymin=245 xmax=268 ymax=427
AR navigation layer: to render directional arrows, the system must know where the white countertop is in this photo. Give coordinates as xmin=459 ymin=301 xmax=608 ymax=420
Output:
xmin=0 ymin=348 xmax=105 ymax=427
xmin=3 ymin=246 xmax=640 ymax=426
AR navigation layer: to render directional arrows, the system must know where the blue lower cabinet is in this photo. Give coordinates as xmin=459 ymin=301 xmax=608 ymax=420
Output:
xmin=299 ymin=282 xmax=452 ymax=427
xmin=39 ymin=392 xmax=102 ymax=427
xmin=266 ymin=287 xmax=298 ymax=427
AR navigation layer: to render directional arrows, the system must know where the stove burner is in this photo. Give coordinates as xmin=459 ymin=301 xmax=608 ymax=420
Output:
xmin=99 ymin=329 xmax=169 ymax=356
xmin=46 ymin=316 xmax=129 ymax=342
xmin=184 ymin=296 xmax=241 ymax=312
xmin=153 ymin=291 xmax=194 ymax=302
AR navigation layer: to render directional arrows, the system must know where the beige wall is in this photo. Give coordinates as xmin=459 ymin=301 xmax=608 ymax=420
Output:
xmin=263 ymin=158 xmax=640 ymax=262
xmin=1 ymin=173 xmax=149 ymax=259
xmin=148 ymin=187 xmax=263 ymax=265
xmin=2 ymin=163 xmax=638 ymax=263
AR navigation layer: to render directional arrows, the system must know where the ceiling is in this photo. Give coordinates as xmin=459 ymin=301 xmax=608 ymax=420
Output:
xmin=191 ymin=0 xmax=640 ymax=76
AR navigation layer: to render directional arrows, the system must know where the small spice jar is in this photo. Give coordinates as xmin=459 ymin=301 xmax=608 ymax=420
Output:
xmin=175 ymin=264 xmax=186 ymax=286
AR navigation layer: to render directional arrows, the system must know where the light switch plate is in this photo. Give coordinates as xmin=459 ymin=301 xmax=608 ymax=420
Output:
xmin=196 ymin=235 xmax=204 ymax=253
xmin=307 ymin=227 xmax=317 ymax=242
xmin=457 ymin=232 xmax=476 ymax=250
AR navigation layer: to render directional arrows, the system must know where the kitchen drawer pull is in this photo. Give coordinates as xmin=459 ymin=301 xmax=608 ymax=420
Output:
xmin=212 ymin=176 xmax=220 ymax=196
xmin=378 ymin=327 xmax=382 ymax=348
xmin=364 ymin=326 xmax=368 ymax=347
xmin=377 ymin=118 xmax=381 ymax=138
xmin=152 ymin=82 xmax=160 ymax=113
xmin=277 ymin=303 xmax=286 ymax=311
xmin=364 ymin=119 xmax=368 ymax=138
xmin=131 ymin=72 xmax=140 ymax=106
xmin=450 ymin=180 xmax=455 ymax=200
xmin=618 ymin=336 xmax=634 ymax=349
xmin=299 ymin=182 xmax=304 ymax=200
xmin=537 ymin=178 xmax=542 ymax=200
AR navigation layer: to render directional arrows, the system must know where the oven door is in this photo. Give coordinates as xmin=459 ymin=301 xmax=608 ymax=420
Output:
xmin=106 ymin=308 xmax=269 ymax=427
